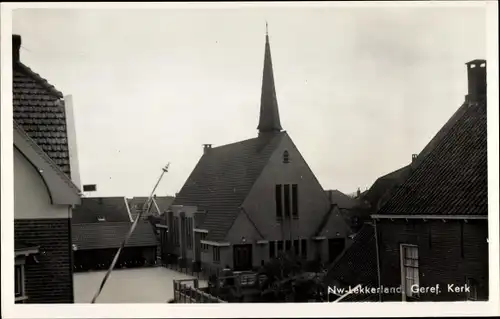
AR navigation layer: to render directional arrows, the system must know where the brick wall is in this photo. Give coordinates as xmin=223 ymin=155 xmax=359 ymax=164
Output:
xmin=14 ymin=218 xmax=74 ymax=303
xmin=377 ymin=219 xmax=488 ymax=301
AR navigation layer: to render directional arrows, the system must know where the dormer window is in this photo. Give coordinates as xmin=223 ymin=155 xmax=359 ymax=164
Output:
xmin=97 ymin=216 xmax=106 ymax=222
xmin=283 ymin=150 xmax=290 ymax=164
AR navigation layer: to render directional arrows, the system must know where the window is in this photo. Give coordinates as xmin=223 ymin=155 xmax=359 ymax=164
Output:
xmin=269 ymin=241 xmax=276 ymax=259
xmin=293 ymin=240 xmax=299 ymax=256
xmin=283 ymin=150 xmax=290 ymax=163
xmin=15 ymin=265 xmax=23 ymax=297
xmin=173 ymin=217 xmax=180 ymax=247
xmin=213 ymin=247 xmax=220 ymax=263
xmin=284 ymin=184 xmax=291 ymax=218
xmin=400 ymin=244 xmax=419 ymax=300
xmin=186 ymin=218 xmax=193 ymax=249
xmin=285 ymin=240 xmax=291 ymax=252
xmin=97 ymin=216 xmax=106 ymax=222
xmin=466 ymin=278 xmax=478 ymax=301
xmin=275 ymin=185 xmax=283 ymax=219
xmin=277 ymin=240 xmax=283 ymax=253
xmin=292 ymin=184 xmax=298 ymax=218
xmin=200 ymin=233 xmax=208 ymax=251
xmin=300 ymin=239 xmax=307 ymax=259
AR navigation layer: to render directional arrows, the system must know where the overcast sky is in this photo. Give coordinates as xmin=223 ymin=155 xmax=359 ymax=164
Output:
xmin=12 ymin=5 xmax=486 ymax=197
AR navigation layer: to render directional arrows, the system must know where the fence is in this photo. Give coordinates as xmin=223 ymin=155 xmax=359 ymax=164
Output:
xmin=173 ymin=279 xmax=226 ymax=303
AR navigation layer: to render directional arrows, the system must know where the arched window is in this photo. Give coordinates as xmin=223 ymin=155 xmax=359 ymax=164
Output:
xmin=283 ymin=150 xmax=290 ymax=164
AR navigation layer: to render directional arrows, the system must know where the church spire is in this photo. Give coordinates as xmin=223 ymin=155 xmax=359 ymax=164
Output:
xmin=257 ymin=23 xmax=282 ymax=135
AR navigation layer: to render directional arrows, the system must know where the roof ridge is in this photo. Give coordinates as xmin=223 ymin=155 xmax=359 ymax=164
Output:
xmin=15 ymin=62 xmax=64 ymax=99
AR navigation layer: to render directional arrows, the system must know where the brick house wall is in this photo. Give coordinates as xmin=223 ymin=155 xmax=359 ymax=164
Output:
xmin=14 ymin=219 xmax=73 ymax=303
xmin=377 ymin=219 xmax=488 ymax=301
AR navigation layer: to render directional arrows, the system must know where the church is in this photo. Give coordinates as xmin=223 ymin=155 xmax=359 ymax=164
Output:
xmin=166 ymin=28 xmax=350 ymax=274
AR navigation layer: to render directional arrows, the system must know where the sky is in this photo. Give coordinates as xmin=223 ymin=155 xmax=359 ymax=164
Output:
xmin=12 ymin=5 xmax=487 ymax=197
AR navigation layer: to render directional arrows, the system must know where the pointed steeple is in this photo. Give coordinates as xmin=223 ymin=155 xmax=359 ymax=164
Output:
xmin=257 ymin=23 xmax=283 ymax=135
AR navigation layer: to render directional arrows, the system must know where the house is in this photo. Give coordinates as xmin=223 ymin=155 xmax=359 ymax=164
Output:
xmin=325 ymin=59 xmax=488 ymax=302
xmin=12 ymin=34 xmax=82 ymax=303
xmin=71 ymin=197 xmax=158 ymax=271
xmin=373 ymin=59 xmax=488 ymax=302
xmin=165 ymin=29 xmax=349 ymax=275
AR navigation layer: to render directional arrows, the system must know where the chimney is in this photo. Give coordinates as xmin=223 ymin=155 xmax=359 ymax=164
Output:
xmin=203 ymin=144 xmax=212 ymax=154
xmin=412 ymin=154 xmax=418 ymax=162
xmin=465 ymin=59 xmax=486 ymax=102
xmin=13 ymin=34 xmax=21 ymax=63
xmin=356 ymin=188 xmax=361 ymax=197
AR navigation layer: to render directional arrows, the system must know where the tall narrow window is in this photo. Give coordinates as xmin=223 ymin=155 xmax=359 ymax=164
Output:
xmin=15 ymin=265 xmax=23 ymax=297
xmin=269 ymin=241 xmax=276 ymax=259
xmin=174 ymin=217 xmax=179 ymax=247
xmin=293 ymin=240 xmax=299 ymax=256
xmin=292 ymin=184 xmax=298 ymax=218
xmin=301 ymin=239 xmax=307 ymax=259
xmin=200 ymin=233 xmax=208 ymax=251
xmin=283 ymin=150 xmax=290 ymax=163
xmin=277 ymin=240 xmax=283 ymax=253
xmin=400 ymin=244 xmax=419 ymax=300
xmin=213 ymin=247 xmax=220 ymax=263
xmin=186 ymin=218 xmax=193 ymax=249
xmin=284 ymin=184 xmax=291 ymax=218
xmin=275 ymin=185 xmax=283 ymax=219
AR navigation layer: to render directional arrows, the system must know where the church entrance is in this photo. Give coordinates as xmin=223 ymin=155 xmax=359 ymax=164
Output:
xmin=233 ymin=244 xmax=253 ymax=271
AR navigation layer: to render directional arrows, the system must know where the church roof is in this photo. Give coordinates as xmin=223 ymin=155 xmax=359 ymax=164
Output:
xmin=173 ymin=132 xmax=285 ymax=242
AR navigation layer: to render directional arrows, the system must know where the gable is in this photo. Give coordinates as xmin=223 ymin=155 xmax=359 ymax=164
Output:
xmin=173 ymin=132 xmax=285 ymax=242
xmin=13 ymin=123 xmax=80 ymax=206
xmin=13 ymin=62 xmax=71 ymax=177
xmin=241 ymin=132 xmax=332 ymax=239
xmin=378 ymin=100 xmax=487 ymax=216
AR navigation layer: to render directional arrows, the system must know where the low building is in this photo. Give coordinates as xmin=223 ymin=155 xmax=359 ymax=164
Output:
xmin=71 ymin=197 xmax=158 ymax=271
xmin=12 ymin=34 xmax=82 ymax=303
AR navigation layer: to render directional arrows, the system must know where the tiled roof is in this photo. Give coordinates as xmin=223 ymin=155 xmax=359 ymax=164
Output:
xmin=173 ymin=132 xmax=285 ymax=242
xmin=362 ymin=165 xmax=412 ymax=210
xmin=72 ymin=197 xmax=132 ymax=223
xmin=324 ymin=223 xmax=377 ymax=288
xmin=72 ymin=221 xmax=158 ymax=250
xmin=13 ymin=61 xmax=71 ymax=177
xmin=378 ymin=99 xmax=487 ymax=216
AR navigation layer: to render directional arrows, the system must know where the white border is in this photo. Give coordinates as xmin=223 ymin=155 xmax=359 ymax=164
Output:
xmin=1 ymin=1 xmax=499 ymax=318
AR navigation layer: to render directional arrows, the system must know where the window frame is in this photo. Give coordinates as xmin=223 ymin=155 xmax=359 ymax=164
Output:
xmin=213 ymin=246 xmax=220 ymax=263
xmin=466 ymin=277 xmax=478 ymax=301
xmin=14 ymin=259 xmax=28 ymax=303
xmin=200 ymin=233 xmax=208 ymax=252
xmin=400 ymin=244 xmax=420 ymax=301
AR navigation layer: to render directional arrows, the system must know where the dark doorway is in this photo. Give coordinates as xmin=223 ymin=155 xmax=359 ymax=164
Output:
xmin=328 ymin=238 xmax=345 ymax=263
xmin=233 ymin=244 xmax=253 ymax=271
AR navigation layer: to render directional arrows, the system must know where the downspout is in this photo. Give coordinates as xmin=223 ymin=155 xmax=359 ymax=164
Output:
xmin=68 ymin=205 xmax=75 ymax=302
xmin=373 ymin=219 xmax=382 ymax=302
